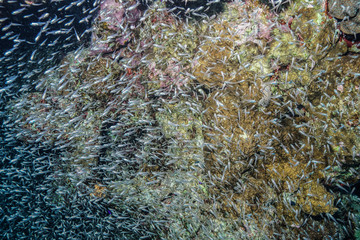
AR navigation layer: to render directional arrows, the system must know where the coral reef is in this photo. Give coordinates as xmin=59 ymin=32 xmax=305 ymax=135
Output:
xmin=2 ymin=0 xmax=360 ymax=239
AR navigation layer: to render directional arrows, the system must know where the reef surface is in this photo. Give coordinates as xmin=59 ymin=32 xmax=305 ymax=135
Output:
xmin=1 ymin=0 xmax=360 ymax=239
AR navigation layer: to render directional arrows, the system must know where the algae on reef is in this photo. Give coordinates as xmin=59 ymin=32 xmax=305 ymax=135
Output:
xmin=5 ymin=0 xmax=360 ymax=239
xmin=192 ymin=0 xmax=360 ymax=238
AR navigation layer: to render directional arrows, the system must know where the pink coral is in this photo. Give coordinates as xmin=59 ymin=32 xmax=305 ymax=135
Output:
xmin=99 ymin=0 xmax=142 ymax=30
xmin=99 ymin=0 xmax=126 ymax=30
xmin=90 ymin=0 xmax=144 ymax=55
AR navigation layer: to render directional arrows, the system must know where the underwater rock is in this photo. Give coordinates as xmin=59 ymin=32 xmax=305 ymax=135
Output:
xmin=327 ymin=0 xmax=360 ymax=45
xmin=3 ymin=0 xmax=360 ymax=239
